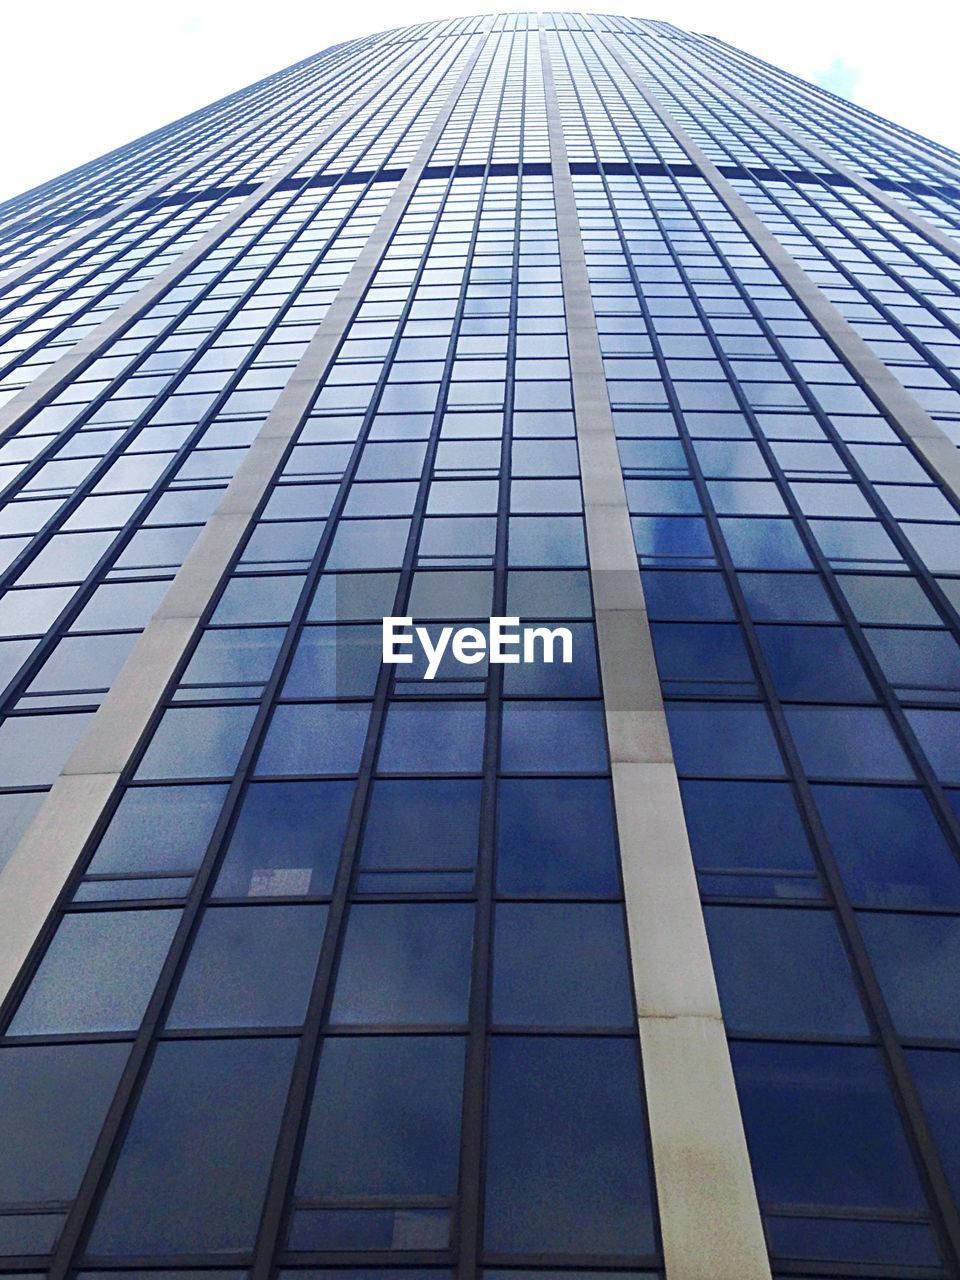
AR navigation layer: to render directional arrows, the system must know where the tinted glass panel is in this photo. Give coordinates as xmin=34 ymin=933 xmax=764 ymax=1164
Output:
xmin=214 ymin=780 xmax=353 ymax=896
xmin=88 ymin=1038 xmax=295 ymax=1254
xmin=0 ymin=1043 xmax=128 ymax=1205
xmin=9 ymin=910 xmax=180 ymax=1035
xmin=88 ymin=784 xmax=228 ymax=875
xmin=484 ymin=1037 xmax=656 ymax=1255
xmin=296 ymin=1036 xmax=465 ymax=1197
xmin=732 ymin=1042 xmax=927 ymax=1211
xmin=860 ymin=914 xmax=960 ymax=1039
xmin=361 ymin=778 xmax=481 ymax=870
xmin=813 ymin=784 xmax=960 ymax=907
xmin=492 ymin=904 xmax=634 ymax=1027
xmin=166 ymin=905 xmax=327 ymax=1028
xmin=705 ymin=906 xmax=867 ymax=1035
xmin=496 ymin=777 xmax=620 ymax=896
xmin=330 ymin=903 xmax=473 ymax=1025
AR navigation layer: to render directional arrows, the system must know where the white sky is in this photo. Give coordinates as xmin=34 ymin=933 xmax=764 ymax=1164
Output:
xmin=2 ymin=0 xmax=959 ymax=204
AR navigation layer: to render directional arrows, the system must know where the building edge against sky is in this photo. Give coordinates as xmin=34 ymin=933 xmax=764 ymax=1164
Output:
xmin=0 ymin=11 xmax=959 ymax=1279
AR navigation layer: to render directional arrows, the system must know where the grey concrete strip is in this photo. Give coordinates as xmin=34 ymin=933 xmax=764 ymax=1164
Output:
xmin=0 ymin=33 xmax=486 ymax=1007
xmin=639 ymin=32 xmax=960 ymax=268
xmin=540 ymin=30 xmax=772 ymax=1280
xmin=601 ymin=33 xmax=960 ymax=505
xmin=0 ymin=34 xmax=382 ymax=304
xmin=0 ymin=32 xmax=445 ymax=444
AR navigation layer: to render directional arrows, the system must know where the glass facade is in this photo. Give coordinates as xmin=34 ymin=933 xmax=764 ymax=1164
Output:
xmin=0 ymin=12 xmax=959 ymax=1280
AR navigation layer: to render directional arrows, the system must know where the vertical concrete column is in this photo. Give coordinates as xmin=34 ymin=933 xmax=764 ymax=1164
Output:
xmin=601 ymin=33 xmax=960 ymax=506
xmin=539 ymin=30 xmax=772 ymax=1280
xmin=0 ymin=33 xmax=488 ymax=1007
xmin=0 ymin=31 xmax=455 ymax=443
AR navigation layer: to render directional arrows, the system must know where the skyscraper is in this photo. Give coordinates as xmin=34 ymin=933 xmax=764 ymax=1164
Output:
xmin=1 ymin=10 xmax=960 ymax=1277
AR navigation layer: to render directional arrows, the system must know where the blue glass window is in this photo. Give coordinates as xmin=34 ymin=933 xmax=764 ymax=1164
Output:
xmin=732 ymin=1041 xmax=928 ymax=1212
xmin=377 ymin=702 xmax=485 ymax=773
xmin=492 ymin=903 xmax=634 ymax=1027
xmin=361 ymin=778 xmax=480 ymax=870
xmin=500 ymin=701 xmax=608 ymax=772
xmin=757 ymin=624 xmax=875 ymax=701
xmin=705 ymin=906 xmax=867 ymax=1035
xmin=496 ymin=777 xmax=620 ymax=896
xmin=330 ymin=903 xmax=473 ymax=1025
xmin=214 ymin=779 xmax=353 ymax=897
xmin=166 ymin=904 xmax=327 ymax=1028
xmin=814 ymin=784 xmax=960 ymax=907
xmin=88 ymin=1038 xmax=295 ymax=1254
xmin=88 ymin=784 xmax=227 ymax=874
xmin=9 ymin=909 xmax=180 ymax=1035
xmin=297 ymin=1036 xmax=464 ymax=1199
xmin=666 ymin=703 xmax=783 ymax=776
xmin=484 ymin=1037 xmax=656 ymax=1255
xmin=0 ymin=1043 xmax=128 ymax=1209
xmin=785 ymin=706 xmax=914 ymax=780
xmin=256 ymin=703 xmax=370 ymax=776
xmin=860 ymin=914 xmax=960 ymax=1040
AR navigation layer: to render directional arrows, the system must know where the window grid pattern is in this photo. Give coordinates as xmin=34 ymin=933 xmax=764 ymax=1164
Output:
xmin=0 ymin=29 xmax=389 ymax=272
xmin=1 ymin=13 xmax=960 ymax=1280
xmin=575 ymin=158 xmax=960 ymax=1273
xmin=0 ymin=29 xmax=661 ymax=1277
xmin=0 ymin=33 xmax=467 ymax=399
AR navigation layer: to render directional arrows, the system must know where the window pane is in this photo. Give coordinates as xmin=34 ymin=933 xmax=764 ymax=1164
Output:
xmin=500 ymin=701 xmax=607 ymax=772
xmin=757 ymin=626 xmax=874 ymax=702
xmin=738 ymin=572 xmax=837 ymax=622
xmin=484 ymin=1037 xmax=655 ymax=1255
xmin=641 ymin=569 xmax=735 ymax=620
xmin=136 ymin=706 xmax=257 ymax=780
xmin=9 ymin=909 xmax=180 ymax=1035
xmin=860 ymin=914 xmax=960 ymax=1040
xmin=214 ymin=780 xmax=353 ymax=897
xmin=680 ymin=779 xmax=814 ymax=873
xmin=496 ymin=777 xmax=620 ymax=896
xmin=492 ymin=903 xmax=634 ymax=1027
xmin=166 ymin=905 xmax=327 ymax=1029
xmin=0 ymin=1043 xmax=128 ymax=1206
xmin=813 ymin=784 xmax=960 ymax=907
xmin=908 ymin=1050 xmax=960 ymax=1203
xmin=88 ymin=784 xmax=228 ymax=875
xmin=666 ymin=703 xmax=783 ymax=776
xmin=378 ymin=703 xmax=485 ymax=773
xmin=784 ymin=707 xmax=914 ymax=780
xmin=0 ymin=791 xmax=45 ymax=875
xmin=905 ymin=709 xmax=960 ymax=785
xmin=255 ymin=703 xmax=370 ymax=776
xmin=88 ymin=1038 xmax=295 ymax=1254
xmin=650 ymin=622 xmax=755 ymax=696
xmin=361 ymin=778 xmax=481 ymax=870
xmin=0 ymin=712 xmax=92 ymax=787
xmin=732 ymin=1042 xmax=927 ymax=1212
xmin=330 ymin=903 xmax=473 ymax=1025
xmin=705 ymin=906 xmax=867 ymax=1036
xmin=284 ymin=625 xmax=383 ymax=698
xmin=296 ymin=1036 xmax=464 ymax=1197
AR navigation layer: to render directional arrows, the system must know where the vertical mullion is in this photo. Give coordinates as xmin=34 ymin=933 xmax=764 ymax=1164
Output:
xmin=455 ymin=35 xmax=524 ymax=1280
